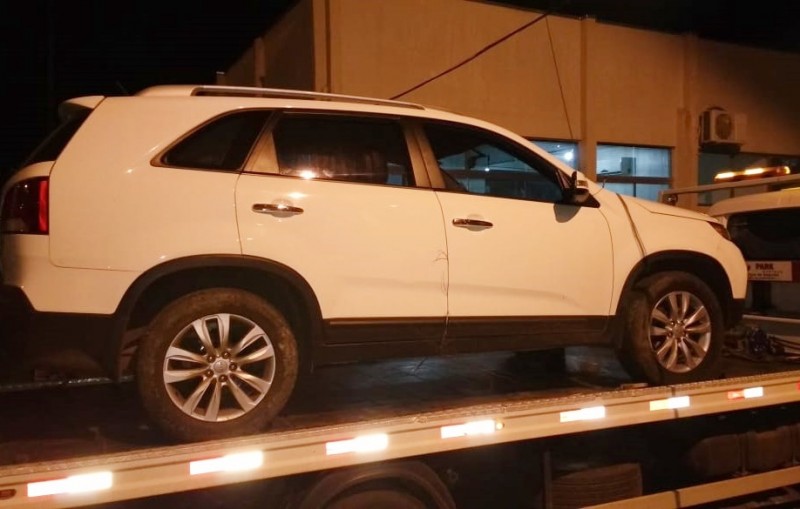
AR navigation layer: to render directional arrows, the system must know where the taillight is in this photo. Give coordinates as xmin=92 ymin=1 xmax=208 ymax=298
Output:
xmin=1 ymin=177 xmax=49 ymax=234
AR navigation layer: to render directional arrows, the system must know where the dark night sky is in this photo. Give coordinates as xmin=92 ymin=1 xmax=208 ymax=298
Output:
xmin=0 ymin=0 xmax=296 ymax=175
xmin=1 ymin=0 xmax=798 ymax=179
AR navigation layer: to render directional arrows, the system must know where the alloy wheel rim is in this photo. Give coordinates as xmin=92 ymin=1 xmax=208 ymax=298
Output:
xmin=162 ymin=313 xmax=276 ymax=422
xmin=648 ymin=291 xmax=711 ymax=373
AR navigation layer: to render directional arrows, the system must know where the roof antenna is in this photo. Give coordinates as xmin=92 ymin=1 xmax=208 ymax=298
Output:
xmin=115 ymin=81 xmax=131 ymax=96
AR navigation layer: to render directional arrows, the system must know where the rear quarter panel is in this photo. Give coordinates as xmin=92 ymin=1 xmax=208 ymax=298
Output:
xmin=48 ymin=97 xmax=245 ymax=272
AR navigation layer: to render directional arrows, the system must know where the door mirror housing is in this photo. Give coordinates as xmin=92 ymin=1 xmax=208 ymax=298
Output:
xmin=566 ymin=171 xmax=591 ymax=205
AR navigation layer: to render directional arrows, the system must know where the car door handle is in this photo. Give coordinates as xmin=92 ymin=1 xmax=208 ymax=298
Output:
xmin=452 ymin=218 xmax=493 ymax=228
xmin=252 ymin=203 xmax=304 ymax=215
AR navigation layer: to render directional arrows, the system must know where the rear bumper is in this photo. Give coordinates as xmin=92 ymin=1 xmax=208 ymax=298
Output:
xmin=0 ymin=284 xmax=113 ymax=377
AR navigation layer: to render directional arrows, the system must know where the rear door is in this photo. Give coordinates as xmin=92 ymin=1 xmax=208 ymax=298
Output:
xmin=236 ymin=112 xmax=448 ymax=344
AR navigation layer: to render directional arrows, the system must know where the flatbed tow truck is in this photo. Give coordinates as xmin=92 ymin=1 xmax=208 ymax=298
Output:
xmin=2 ymin=346 xmax=800 ymax=509
xmin=2 ymin=173 xmax=800 ymax=508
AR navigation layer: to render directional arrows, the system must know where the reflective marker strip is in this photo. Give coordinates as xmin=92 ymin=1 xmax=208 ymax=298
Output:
xmin=326 ymin=434 xmax=389 ymax=456
xmin=189 ymin=451 xmax=264 ymax=475
xmin=28 ymin=472 xmax=113 ymax=498
xmin=649 ymin=396 xmax=691 ymax=411
xmin=727 ymin=386 xmax=764 ymax=400
xmin=559 ymin=406 xmax=605 ymax=423
xmin=440 ymin=419 xmax=501 ymax=439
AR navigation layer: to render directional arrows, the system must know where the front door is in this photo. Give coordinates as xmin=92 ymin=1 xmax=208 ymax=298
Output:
xmin=420 ymin=121 xmax=614 ymax=349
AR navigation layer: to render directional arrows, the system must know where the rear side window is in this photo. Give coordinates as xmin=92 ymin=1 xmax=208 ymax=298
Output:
xmin=23 ymin=109 xmax=91 ymax=166
xmin=728 ymin=208 xmax=800 ymax=260
xmin=162 ymin=110 xmax=270 ymax=171
xmin=272 ymin=115 xmax=414 ymax=187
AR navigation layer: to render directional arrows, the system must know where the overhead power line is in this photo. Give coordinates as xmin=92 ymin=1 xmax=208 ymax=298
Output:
xmin=390 ymin=10 xmax=552 ymax=100
xmin=545 ymin=16 xmax=574 ymax=140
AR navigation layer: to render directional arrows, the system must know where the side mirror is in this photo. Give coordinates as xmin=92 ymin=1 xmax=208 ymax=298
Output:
xmin=567 ymin=171 xmax=591 ymax=205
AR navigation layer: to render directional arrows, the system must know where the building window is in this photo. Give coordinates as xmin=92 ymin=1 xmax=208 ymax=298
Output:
xmin=531 ymin=140 xmax=578 ymax=169
xmin=596 ymin=144 xmax=670 ymax=201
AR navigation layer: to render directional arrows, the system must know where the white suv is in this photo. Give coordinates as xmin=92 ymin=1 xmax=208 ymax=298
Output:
xmin=1 ymin=86 xmax=746 ymax=441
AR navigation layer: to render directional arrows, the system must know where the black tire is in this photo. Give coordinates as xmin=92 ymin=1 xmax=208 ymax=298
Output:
xmin=327 ymin=489 xmax=428 ymax=509
xmin=551 ymin=463 xmax=642 ymax=509
xmin=618 ymin=271 xmax=724 ymax=385
xmin=136 ymin=288 xmax=298 ymax=442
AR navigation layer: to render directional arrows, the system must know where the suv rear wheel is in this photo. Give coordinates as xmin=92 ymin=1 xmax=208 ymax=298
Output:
xmin=618 ymin=271 xmax=723 ymax=385
xmin=136 ymin=288 xmax=298 ymax=441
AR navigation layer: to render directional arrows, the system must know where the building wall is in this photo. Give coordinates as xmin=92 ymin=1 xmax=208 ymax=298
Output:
xmin=586 ymin=22 xmax=685 ymax=147
xmin=694 ymin=40 xmax=800 ymax=155
xmin=328 ymin=0 xmax=581 ymax=141
xmin=226 ymin=0 xmax=800 ymax=186
xmin=224 ymin=45 xmax=256 ymax=86
xmin=225 ymin=0 xmax=316 ymax=90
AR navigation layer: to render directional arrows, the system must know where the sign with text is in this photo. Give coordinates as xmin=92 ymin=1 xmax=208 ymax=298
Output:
xmin=746 ymin=261 xmax=799 ymax=282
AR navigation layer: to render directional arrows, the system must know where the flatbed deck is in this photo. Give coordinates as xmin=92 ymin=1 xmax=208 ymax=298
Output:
xmin=2 ymin=348 xmax=800 ymax=508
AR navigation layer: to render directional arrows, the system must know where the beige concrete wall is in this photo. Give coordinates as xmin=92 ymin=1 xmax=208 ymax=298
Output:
xmin=226 ymin=0 xmax=317 ymax=89
xmin=225 ymin=45 xmax=256 ymax=86
xmin=227 ymin=0 xmax=800 ymax=183
xmin=586 ymin=22 xmax=685 ymax=147
xmin=694 ymin=40 xmax=800 ymax=155
xmin=328 ymin=0 xmax=582 ymax=139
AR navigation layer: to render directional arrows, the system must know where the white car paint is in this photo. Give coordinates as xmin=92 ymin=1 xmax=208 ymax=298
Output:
xmin=236 ymin=173 xmax=449 ymax=319
xmin=2 ymin=84 xmax=747 ymax=327
xmin=435 ymin=191 xmax=614 ymax=317
xmin=621 ymin=195 xmax=748 ymax=299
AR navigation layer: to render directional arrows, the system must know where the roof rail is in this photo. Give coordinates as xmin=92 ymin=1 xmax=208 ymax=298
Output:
xmin=190 ymin=85 xmax=427 ymax=110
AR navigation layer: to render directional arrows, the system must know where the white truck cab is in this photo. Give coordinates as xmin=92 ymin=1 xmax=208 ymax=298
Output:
xmin=663 ymin=168 xmax=800 ymax=347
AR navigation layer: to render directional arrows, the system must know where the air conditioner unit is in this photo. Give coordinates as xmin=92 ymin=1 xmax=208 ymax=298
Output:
xmin=700 ymin=109 xmax=746 ymax=145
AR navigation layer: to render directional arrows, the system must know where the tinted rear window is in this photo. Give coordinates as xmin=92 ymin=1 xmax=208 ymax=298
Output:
xmin=728 ymin=207 xmax=800 ymax=260
xmin=23 ymin=110 xmax=91 ymax=166
xmin=162 ymin=110 xmax=270 ymax=171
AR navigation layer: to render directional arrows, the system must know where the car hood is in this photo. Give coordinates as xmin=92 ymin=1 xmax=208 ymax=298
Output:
xmin=620 ymin=195 xmax=714 ymax=222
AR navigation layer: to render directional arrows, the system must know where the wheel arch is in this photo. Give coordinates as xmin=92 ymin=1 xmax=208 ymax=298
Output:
xmin=615 ymin=250 xmax=738 ymax=334
xmin=105 ymin=255 xmax=323 ymax=378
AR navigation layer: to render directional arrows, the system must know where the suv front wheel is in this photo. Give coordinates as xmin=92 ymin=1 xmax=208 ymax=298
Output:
xmin=136 ymin=288 xmax=298 ymax=442
xmin=618 ymin=271 xmax=724 ymax=385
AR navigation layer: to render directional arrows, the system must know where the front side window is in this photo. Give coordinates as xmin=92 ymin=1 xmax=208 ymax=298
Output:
xmin=272 ymin=115 xmax=414 ymax=187
xmin=532 ymin=140 xmax=578 ymax=169
xmin=162 ymin=110 xmax=271 ymax=171
xmin=424 ymin=122 xmax=563 ymax=203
